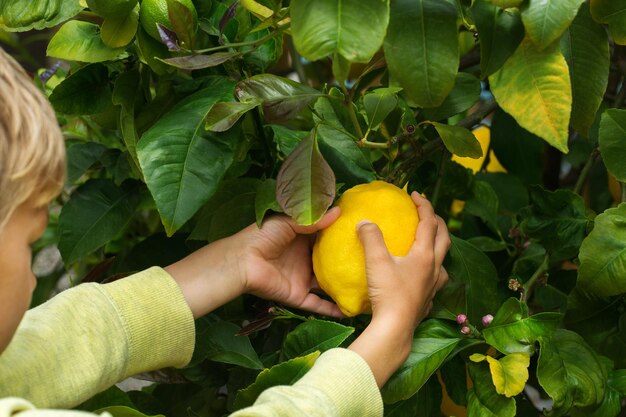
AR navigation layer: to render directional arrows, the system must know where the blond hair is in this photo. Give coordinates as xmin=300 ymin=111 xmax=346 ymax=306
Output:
xmin=0 ymin=47 xmax=66 ymax=234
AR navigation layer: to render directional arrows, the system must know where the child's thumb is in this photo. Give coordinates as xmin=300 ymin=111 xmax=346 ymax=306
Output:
xmin=357 ymin=220 xmax=390 ymax=264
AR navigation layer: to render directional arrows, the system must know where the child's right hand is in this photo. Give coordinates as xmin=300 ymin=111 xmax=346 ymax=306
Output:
xmin=348 ymin=192 xmax=450 ymax=387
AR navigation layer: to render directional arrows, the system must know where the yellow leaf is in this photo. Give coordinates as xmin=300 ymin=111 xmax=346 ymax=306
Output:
xmin=240 ymin=0 xmax=289 ymax=26
xmin=470 ymin=352 xmax=530 ymax=397
xmin=489 ymin=37 xmax=572 ymax=153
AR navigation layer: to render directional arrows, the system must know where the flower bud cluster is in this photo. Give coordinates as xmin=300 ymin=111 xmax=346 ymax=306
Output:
xmin=455 ymin=312 xmax=494 ymax=335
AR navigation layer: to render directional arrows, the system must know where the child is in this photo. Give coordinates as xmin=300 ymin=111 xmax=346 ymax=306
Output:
xmin=0 ymin=47 xmax=450 ymax=416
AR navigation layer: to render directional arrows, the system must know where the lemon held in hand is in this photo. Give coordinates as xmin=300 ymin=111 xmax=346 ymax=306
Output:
xmin=312 ymin=181 xmax=419 ymax=317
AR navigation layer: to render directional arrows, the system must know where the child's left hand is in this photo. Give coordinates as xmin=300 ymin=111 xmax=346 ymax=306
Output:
xmin=165 ymin=208 xmax=343 ymax=319
xmin=236 ymin=207 xmax=343 ymax=318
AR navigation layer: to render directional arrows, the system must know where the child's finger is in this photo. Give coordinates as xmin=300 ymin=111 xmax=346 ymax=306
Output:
xmin=409 ymin=192 xmax=438 ymax=257
xmin=434 ymin=216 xmax=451 ymax=266
xmin=357 ymin=220 xmax=391 ymax=266
xmin=296 ymin=293 xmax=345 ymax=318
xmin=288 ymin=206 xmax=341 ymax=235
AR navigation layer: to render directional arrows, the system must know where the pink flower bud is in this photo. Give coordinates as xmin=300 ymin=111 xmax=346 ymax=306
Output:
xmin=456 ymin=314 xmax=468 ymax=325
xmin=482 ymin=314 xmax=494 ymax=327
xmin=460 ymin=325 xmax=471 ymax=335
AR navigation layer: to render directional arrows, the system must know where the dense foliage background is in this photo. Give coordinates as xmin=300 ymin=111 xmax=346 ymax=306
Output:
xmin=3 ymin=0 xmax=626 ymax=415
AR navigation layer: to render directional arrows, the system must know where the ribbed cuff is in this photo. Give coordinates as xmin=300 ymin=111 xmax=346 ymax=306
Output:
xmin=101 ymin=267 xmax=196 ymax=377
xmin=296 ymin=348 xmax=383 ymax=416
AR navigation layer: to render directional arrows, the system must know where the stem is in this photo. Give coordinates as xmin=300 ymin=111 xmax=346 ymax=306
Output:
xmin=521 ymin=254 xmax=549 ymax=303
xmin=194 ymin=30 xmax=280 ymax=54
xmin=342 ymin=86 xmax=364 ymax=138
xmin=287 ymin=38 xmax=308 ymax=85
xmin=574 ymin=147 xmax=599 ymax=195
xmin=359 ymin=139 xmax=389 ymax=149
xmin=621 ymin=182 xmax=626 ymax=203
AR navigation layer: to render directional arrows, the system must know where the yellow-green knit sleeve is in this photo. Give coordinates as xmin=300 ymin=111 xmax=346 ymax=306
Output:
xmin=0 ymin=267 xmax=195 ymax=409
xmin=231 ymin=348 xmax=384 ymax=417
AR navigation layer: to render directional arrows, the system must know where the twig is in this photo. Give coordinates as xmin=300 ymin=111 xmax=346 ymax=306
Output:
xmin=521 ymin=254 xmax=549 ymax=303
xmin=574 ymin=147 xmax=599 ymax=195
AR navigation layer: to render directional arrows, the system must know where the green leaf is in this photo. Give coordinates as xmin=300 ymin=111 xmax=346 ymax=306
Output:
xmin=590 ymin=0 xmax=626 ymax=45
xmin=49 ymin=64 xmax=111 ymax=115
xmin=428 ymin=122 xmax=482 ymax=158
xmin=571 ymin=368 xmax=623 ymax=417
xmin=577 ymin=204 xmax=626 ymax=297
xmin=94 ymin=406 xmax=163 ymax=417
xmin=470 ymin=352 xmax=530 ymax=397
xmin=482 ymin=298 xmax=562 ymax=354
xmin=101 ymin=5 xmax=139 ymax=48
xmin=271 ymin=125 xmax=308 ymax=156
xmin=65 ymin=140 xmax=108 ymax=184
xmin=0 ymin=0 xmax=83 ymax=32
xmin=137 ymin=78 xmax=241 ymax=235
xmin=537 ymin=329 xmax=606 ymax=415
xmin=275 ymin=130 xmax=336 ymax=226
xmin=422 ymin=72 xmax=481 ymax=120
xmin=382 ymin=320 xmax=461 ymax=403
xmin=471 ymin=0 xmax=525 ymax=79
xmin=76 ymin=386 xmax=134 ymax=412
xmin=112 ymin=69 xmax=142 ymax=171
xmin=162 ymin=52 xmax=243 ymax=71
xmin=520 ymin=0 xmax=585 ymax=50
xmin=235 ymin=74 xmax=322 ymax=122
xmin=255 ymin=179 xmax=282 ymax=227
xmin=47 ymin=20 xmax=128 ymax=62
xmin=191 ymin=318 xmax=263 ymax=370
xmin=282 ymin=320 xmax=354 ymax=360
xmin=58 ymin=180 xmax=143 ymax=264
xmin=520 ymin=186 xmax=589 ymax=261
xmin=442 ymin=236 xmax=499 ymax=322
xmin=243 ymin=28 xmax=283 ymax=73
xmin=290 ymin=0 xmax=389 ymax=62
xmin=560 ymin=3 xmax=610 ymax=137
xmin=205 ymin=99 xmax=261 ymax=132
xmin=467 ymin=236 xmax=508 ymax=252
xmin=363 ymin=87 xmax=402 ymax=130
xmin=233 ymin=352 xmax=320 ymax=410
xmin=464 ymin=180 xmax=500 ymax=232
xmin=136 ymin=26 xmax=172 ymax=75
xmin=599 ymin=109 xmax=626 ymax=182
xmin=316 ymin=123 xmax=376 ymax=188
xmin=485 ymin=0 xmax=524 ymax=7
xmin=490 ymin=108 xmax=544 ymax=185
xmin=610 ymin=369 xmax=626 ymax=396
xmin=489 ymin=37 xmax=571 ymax=153
xmin=385 ymin=376 xmax=442 ymax=417
xmin=467 ymin=362 xmax=516 ymax=417
xmin=384 ymin=0 xmax=459 ymax=107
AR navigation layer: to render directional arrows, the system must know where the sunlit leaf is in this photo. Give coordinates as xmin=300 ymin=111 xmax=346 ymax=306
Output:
xmin=100 ymin=5 xmax=139 ymax=48
xmin=384 ymin=0 xmax=459 ymax=108
xmin=47 ymin=20 xmax=128 ymax=62
xmin=282 ymin=320 xmax=354 ymax=360
xmin=482 ymin=298 xmax=562 ymax=354
xmin=520 ymin=0 xmax=585 ymax=50
xmin=577 ymin=204 xmax=626 ymax=297
xmin=275 ymin=130 xmax=336 ymax=225
xmin=290 ymin=0 xmax=389 ymax=62
xmin=470 ymin=352 xmax=530 ymax=397
xmin=0 ymin=0 xmax=83 ymax=31
xmin=489 ymin=37 xmax=571 ymax=153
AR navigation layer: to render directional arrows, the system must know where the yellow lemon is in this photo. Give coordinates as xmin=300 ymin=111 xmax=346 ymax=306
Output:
xmin=139 ymin=0 xmax=197 ymax=42
xmin=451 ymin=125 xmax=506 ymax=216
xmin=312 ymin=181 xmax=419 ymax=316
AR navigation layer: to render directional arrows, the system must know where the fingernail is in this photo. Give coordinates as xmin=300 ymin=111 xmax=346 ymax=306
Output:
xmin=356 ymin=219 xmax=372 ymax=230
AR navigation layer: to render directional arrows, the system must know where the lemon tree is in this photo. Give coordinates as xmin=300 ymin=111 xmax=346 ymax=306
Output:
xmin=312 ymin=181 xmax=419 ymax=316
xmin=6 ymin=0 xmax=626 ymax=415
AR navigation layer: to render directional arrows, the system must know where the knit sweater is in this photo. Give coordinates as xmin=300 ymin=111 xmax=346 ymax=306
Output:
xmin=0 ymin=267 xmax=383 ymax=416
